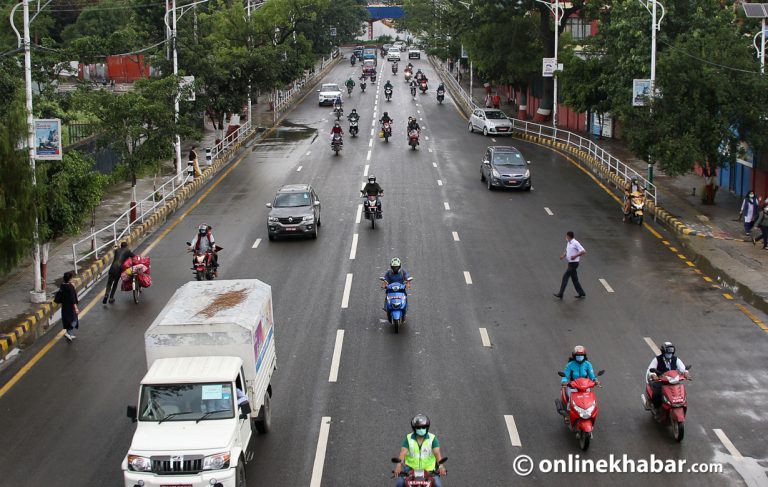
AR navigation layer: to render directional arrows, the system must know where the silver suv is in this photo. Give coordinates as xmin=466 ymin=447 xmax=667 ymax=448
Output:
xmin=266 ymin=184 xmax=321 ymax=240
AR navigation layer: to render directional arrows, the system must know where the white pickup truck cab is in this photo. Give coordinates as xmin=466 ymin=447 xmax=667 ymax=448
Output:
xmin=122 ymin=280 xmax=276 ymax=487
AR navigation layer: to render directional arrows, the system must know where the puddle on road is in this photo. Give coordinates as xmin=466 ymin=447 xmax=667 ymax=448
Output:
xmin=254 ymin=121 xmax=317 ymax=151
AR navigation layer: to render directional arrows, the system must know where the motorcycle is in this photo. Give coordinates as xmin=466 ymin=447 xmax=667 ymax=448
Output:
xmin=436 ymin=89 xmax=445 ymax=104
xmin=410 ymin=86 xmax=417 ymax=99
xmin=623 ymin=190 xmax=645 ymax=225
xmin=371 ymin=74 xmax=377 ymax=82
xmin=360 ymin=191 xmax=382 ymax=228
xmin=408 ymin=130 xmax=420 ymax=150
xmin=380 ymin=276 xmax=413 ymax=333
xmin=392 ymin=64 xmax=398 ymax=75
xmin=331 ymin=134 xmax=343 ymax=156
xmin=349 ymin=119 xmax=359 ymax=137
xmin=360 ymin=80 xmax=367 ymax=92
xmin=385 ymin=87 xmax=393 ymax=101
xmin=642 ymin=366 xmax=691 ymax=442
xmin=334 ymin=106 xmax=344 ymax=121
xmin=556 ymin=369 xmax=605 ymax=451
xmin=347 ymin=84 xmax=353 ymax=95
xmin=187 ymin=243 xmax=220 ymax=281
xmin=420 ymin=79 xmax=428 ymax=94
xmin=381 ymin=121 xmax=392 ymax=143
xmin=391 ymin=457 xmax=447 ymax=487
xmin=350 ymin=56 xmax=356 ymax=66
xmin=404 ymin=70 xmax=412 ymax=82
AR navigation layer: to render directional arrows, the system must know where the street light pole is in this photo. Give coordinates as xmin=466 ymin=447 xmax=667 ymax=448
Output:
xmin=246 ymin=0 xmax=252 ymax=126
xmin=639 ymin=0 xmax=664 ymax=184
xmin=171 ymin=0 xmax=183 ymax=183
xmin=534 ymin=0 xmax=564 ymax=127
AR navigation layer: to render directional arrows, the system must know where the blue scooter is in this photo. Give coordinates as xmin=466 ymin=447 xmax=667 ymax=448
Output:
xmin=380 ymin=277 xmax=413 ymax=333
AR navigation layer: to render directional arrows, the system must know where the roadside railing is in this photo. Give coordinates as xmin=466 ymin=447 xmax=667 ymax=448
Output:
xmin=72 ymin=119 xmax=256 ymax=273
xmin=431 ymin=57 xmax=658 ymax=205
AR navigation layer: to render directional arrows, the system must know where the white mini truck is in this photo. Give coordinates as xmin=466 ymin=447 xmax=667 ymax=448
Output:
xmin=123 ymin=280 xmax=276 ymax=487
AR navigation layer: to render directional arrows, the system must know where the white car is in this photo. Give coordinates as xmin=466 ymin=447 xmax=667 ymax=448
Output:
xmin=468 ymin=108 xmax=514 ymax=136
xmin=393 ymin=41 xmax=406 ymax=52
xmin=408 ymin=48 xmax=421 ymax=59
xmin=387 ymin=49 xmax=401 ymax=61
xmin=318 ymin=83 xmax=342 ymax=106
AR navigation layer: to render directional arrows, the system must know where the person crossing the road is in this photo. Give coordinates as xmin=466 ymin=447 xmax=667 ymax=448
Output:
xmin=393 ymin=414 xmax=446 ymax=487
xmin=554 ymin=231 xmax=586 ymax=299
xmin=646 ymin=342 xmax=688 ymax=409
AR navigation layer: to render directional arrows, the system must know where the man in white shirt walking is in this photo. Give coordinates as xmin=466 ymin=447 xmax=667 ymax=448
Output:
xmin=554 ymin=231 xmax=586 ymax=299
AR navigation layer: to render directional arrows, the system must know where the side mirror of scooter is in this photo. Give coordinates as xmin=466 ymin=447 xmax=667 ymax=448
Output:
xmin=557 ymin=371 xmax=566 ymax=378
xmin=379 ymin=277 xmax=387 ymax=281
xmin=482 ymin=159 xmax=490 ymax=165
xmin=314 ymin=201 xmax=321 ymax=206
xmin=648 ymin=368 xmax=658 ymax=375
xmin=406 ymin=277 xmax=414 ymax=281
xmin=185 ymin=242 xmax=191 ymax=246
xmin=265 ymin=203 xmax=272 ymax=208
xmin=597 ymin=370 xmax=606 ymax=376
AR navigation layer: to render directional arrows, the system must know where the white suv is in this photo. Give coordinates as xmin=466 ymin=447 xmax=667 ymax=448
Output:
xmin=387 ymin=49 xmax=401 ymax=61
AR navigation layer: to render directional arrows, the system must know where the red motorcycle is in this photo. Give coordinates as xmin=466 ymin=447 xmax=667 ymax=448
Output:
xmin=187 ymin=243 xmax=221 ymax=281
xmin=408 ymin=130 xmax=420 ymax=150
xmin=642 ymin=367 xmax=691 ymax=442
xmin=382 ymin=121 xmax=392 ymax=143
xmin=556 ymin=369 xmax=605 ymax=451
xmin=419 ymin=79 xmax=428 ymax=94
xmin=392 ymin=457 xmax=447 ymax=487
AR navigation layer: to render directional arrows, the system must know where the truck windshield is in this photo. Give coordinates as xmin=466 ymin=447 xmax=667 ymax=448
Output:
xmin=139 ymin=383 xmax=235 ymax=422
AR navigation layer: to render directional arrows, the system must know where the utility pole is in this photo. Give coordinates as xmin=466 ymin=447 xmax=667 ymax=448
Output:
xmin=247 ymin=0 xmax=253 ymax=126
xmin=534 ymin=0 xmax=564 ymax=127
xmin=639 ymin=0 xmax=664 ymax=183
xmin=171 ymin=0 xmax=183 ymax=184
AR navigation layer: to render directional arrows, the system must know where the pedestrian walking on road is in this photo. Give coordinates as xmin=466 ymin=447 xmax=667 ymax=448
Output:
xmin=103 ymin=241 xmax=134 ymax=304
xmin=752 ymin=204 xmax=768 ymax=249
xmin=739 ymin=191 xmax=760 ymax=236
xmin=57 ymin=271 xmax=79 ymax=341
xmin=554 ymin=231 xmax=586 ymax=299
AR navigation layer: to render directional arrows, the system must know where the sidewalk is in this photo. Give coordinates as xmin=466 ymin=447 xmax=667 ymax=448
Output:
xmin=446 ymin=62 xmax=768 ymax=313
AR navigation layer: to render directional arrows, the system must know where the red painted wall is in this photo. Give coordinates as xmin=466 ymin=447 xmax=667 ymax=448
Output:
xmin=106 ymin=55 xmax=149 ymax=83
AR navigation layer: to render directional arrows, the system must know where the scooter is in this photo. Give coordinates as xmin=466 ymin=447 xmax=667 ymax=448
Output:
xmin=334 ymin=106 xmax=344 ymax=121
xmin=385 ymin=86 xmax=393 ymax=101
xmin=408 ymin=130 xmax=420 ymax=150
xmin=556 ymin=369 xmax=605 ymax=451
xmin=392 ymin=64 xmax=398 ymax=75
xmin=360 ymin=191 xmax=382 ymax=228
xmin=642 ymin=367 xmax=691 ymax=442
xmin=410 ymin=86 xmax=417 ymax=99
xmin=360 ymin=80 xmax=367 ymax=92
xmin=331 ymin=134 xmax=343 ymax=156
xmin=347 ymin=85 xmax=353 ymax=95
xmin=382 ymin=121 xmax=392 ymax=143
xmin=436 ymin=88 xmax=445 ymax=104
xmin=391 ymin=457 xmax=447 ymax=487
xmin=371 ymin=73 xmax=377 ymax=82
xmin=623 ymin=190 xmax=645 ymax=225
xmin=349 ymin=119 xmax=359 ymax=137
xmin=350 ymin=56 xmax=356 ymax=66
xmin=404 ymin=70 xmax=412 ymax=82
xmin=187 ymin=244 xmax=220 ymax=281
xmin=420 ymin=79 xmax=428 ymax=94
xmin=380 ymin=276 xmax=413 ymax=333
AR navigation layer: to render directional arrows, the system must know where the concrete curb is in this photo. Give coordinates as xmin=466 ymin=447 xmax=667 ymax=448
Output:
xmin=0 ymin=55 xmax=340 ymax=362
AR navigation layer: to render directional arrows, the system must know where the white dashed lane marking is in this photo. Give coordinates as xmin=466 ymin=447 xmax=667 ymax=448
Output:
xmin=444 ymin=202 xmax=450 ymax=210
xmin=464 ymin=271 xmax=473 ymax=285
xmin=296 ymin=166 xmax=303 ymax=172
xmin=504 ymin=415 xmax=522 ymax=447
xmin=309 ymin=417 xmax=332 ymax=487
xmin=452 ymin=232 xmax=460 ymax=241
xmin=599 ymin=278 xmax=614 ymax=293
xmin=544 ymin=207 xmax=554 ymax=216
xmin=328 ymin=330 xmax=344 ymax=383
xmin=349 ymin=233 xmax=358 ymax=260
xmin=479 ymin=328 xmax=491 ymax=347
xmin=252 ymin=238 xmax=262 ymax=249
xmin=341 ymin=274 xmax=353 ymax=309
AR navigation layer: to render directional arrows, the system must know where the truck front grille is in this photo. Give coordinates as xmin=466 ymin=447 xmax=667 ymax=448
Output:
xmin=151 ymin=455 xmax=204 ymax=474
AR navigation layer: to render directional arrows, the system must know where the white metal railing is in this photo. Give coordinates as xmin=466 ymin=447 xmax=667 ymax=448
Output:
xmin=72 ymin=119 xmax=256 ymax=273
xmin=431 ymin=58 xmax=658 ymax=205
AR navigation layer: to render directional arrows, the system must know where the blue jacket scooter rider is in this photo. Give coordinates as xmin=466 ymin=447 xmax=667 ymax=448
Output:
xmin=382 ymin=258 xmax=411 ymax=315
xmin=561 ymin=345 xmax=598 ymax=410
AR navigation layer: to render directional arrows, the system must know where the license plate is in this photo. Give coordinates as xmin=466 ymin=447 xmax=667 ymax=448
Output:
xmin=284 ymin=227 xmax=297 ymax=231
xmin=161 ymin=485 xmax=193 ymax=487
xmin=498 ymin=127 xmax=509 ymax=132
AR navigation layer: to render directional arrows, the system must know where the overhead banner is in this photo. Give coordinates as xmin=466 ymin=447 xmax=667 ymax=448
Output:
xmin=34 ymin=119 xmax=62 ymax=160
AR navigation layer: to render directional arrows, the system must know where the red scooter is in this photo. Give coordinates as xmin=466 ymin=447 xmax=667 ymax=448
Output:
xmin=419 ymin=79 xmax=428 ymax=94
xmin=408 ymin=130 xmax=420 ymax=150
xmin=391 ymin=457 xmax=447 ymax=487
xmin=556 ymin=370 xmax=605 ymax=451
xmin=382 ymin=121 xmax=392 ymax=143
xmin=642 ymin=367 xmax=691 ymax=442
xmin=187 ymin=243 xmax=221 ymax=281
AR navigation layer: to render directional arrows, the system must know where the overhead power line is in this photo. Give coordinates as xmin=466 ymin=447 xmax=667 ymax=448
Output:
xmin=659 ymin=39 xmax=762 ymax=75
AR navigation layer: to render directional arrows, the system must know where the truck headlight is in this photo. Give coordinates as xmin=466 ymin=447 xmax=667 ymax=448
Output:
xmin=203 ymin=452 xmax=231 ymax=471
xmin=268 ymin=216 xmax=278 ymax=222
xmin=127 ymin=455 xmax=152 ymax=472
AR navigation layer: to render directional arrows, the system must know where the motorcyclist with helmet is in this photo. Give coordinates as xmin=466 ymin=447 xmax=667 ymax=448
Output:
xmin=362 ymin=175 xmax=383 ymax=197
xmin=409 ymin=78 xmax=418 ymax=97
xmin=380 ymin=112 xmax=393 ymax=125
xmin=345 ymin=77 xmax=355 ymax=92
xmin=646 ymin=342 xmax=689 ymax=409
xmin=331 ymin=121 xmax=344 ymax=145
xmin=384 ymin=79 xmax=394 ymax=100
xmin=560 ymin=345 xmax=598 ymax=411
xmin=393 ymin=414 xmax=446 ymax=486
xmin=189 ymin=224 xmax=218 ymax=274
xmin=407 ymin=117 xmax=420 ymax=143
xmin=348 ymin=109 xmax=360 ymax=135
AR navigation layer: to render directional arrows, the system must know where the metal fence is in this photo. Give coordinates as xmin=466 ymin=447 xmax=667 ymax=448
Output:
xmin=431 ymin=59 xmax=657 ymax=205
xmin=72 ymin=119 xmax=256 ymax=273
xmin=65 ymin=122 xmax=98 ymax=146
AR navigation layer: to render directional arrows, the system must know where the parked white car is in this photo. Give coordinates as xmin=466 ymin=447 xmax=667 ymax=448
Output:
xmin=317 ymin=83 xmax=342 ymax=106
xmin=387 ymin=48 xmax=401 ymax=61
xmin=468 ymin=108 xmax=514 ymax=136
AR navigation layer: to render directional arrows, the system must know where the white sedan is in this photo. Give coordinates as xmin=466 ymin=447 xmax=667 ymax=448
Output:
xmin=317 ymin=83 xmax=342 ymax=106
xmin=387 ymin=49 xmax=401 ymax=62
xmin=468 ymin=108 xmax=514 ymax=136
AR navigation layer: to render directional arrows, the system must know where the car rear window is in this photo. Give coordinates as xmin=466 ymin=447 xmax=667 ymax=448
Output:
xmin=274 ymin=192 xmax=310 ymax=207
xmin=493 ymin=152 xmax=525 ymax=166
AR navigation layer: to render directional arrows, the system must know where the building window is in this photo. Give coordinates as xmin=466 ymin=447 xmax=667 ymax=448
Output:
xmin=566 ymin=17 xmax=591 ymax=40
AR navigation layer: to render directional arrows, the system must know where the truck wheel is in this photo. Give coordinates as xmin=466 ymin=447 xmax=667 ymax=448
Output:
xmin=254 ymin=393 xmax=271 ymax=434
xmin=235 ymin=461 xmax=246 ymax=487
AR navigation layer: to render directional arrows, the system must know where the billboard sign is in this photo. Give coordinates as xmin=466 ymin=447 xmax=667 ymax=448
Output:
xmin=34 ymin=119 xmax=62 ymax=160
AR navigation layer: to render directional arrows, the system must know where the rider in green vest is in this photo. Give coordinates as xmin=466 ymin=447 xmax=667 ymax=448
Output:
xmin=393 ymin=414 xmax=446 ymax=486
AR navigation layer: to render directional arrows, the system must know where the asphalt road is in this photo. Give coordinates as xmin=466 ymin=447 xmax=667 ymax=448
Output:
xmin=0 ymin=51 xmax=766 ymax=487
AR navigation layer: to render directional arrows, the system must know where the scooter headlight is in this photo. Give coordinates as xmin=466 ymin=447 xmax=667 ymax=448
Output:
xmin=391 ymin=299 xmax=403 ymax=309
xmin=573 ymin=404 xmax=595 ymax=419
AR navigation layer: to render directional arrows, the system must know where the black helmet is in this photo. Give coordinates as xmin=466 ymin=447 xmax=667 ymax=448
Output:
xmin=383 ymin=111 xmax=389 ymax=117
xmin=661 ymin=342 xmax=675 ymax=356
xmin=198 ymin=224 xmax=208 ymax=235
xmin=351 ymin=108 xmax=357 ymax=113
xmin=411 ymin=414 xmax=430 ymax=433
xmin=368 ymin=175 xmax=376 ymax=183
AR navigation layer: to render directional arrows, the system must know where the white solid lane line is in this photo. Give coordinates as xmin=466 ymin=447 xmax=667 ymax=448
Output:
xmin=355 ymin=204 xmax=363 ymax=224
xmin=349 ymin=233 xmax=359 ymax=260
xmin=452 ymin=231 xmax=460 ymax=241
xmin=341 ymin=273 xmax=353 ymax=309
xmin=366 ymin=150 xmax=372 ymax=161
xmin=363 ymin=164 xmax=369 ymax=177
xmin=437 ymin=180 xmax=443 ymax=186
xmin=309 ymin=417 xmax=332 ymax=487
xmin=644 ymin=337 xmax=661 ymax=355
xmin=544 ymin=207 xmax=554 ymax=216
xmin=444 ymin=202 xmax=450 ymax=210
xmin=713 ymin=429 xmax=744 ymax=459
xmin=252 ymin=238 xmax=262 ymax=249
xmin=296 ymin=166 xmax=303 ymax=172
xmin=599 ymin=278 xmax=614 ymax=293
xmin=328 ymin=330 xmax=345 ymax=382
xmin=504 ymin=415 xmax=523 ymax=447
xmin=464 ymin=271 xmax=473 ymax=285
xmin=479 ymin=328 xmax=491 ymax=347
